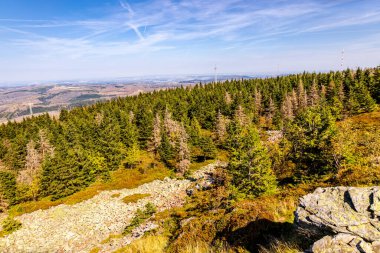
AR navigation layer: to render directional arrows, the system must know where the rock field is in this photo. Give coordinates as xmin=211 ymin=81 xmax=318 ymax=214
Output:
xmin=0 ymin=162 xmax=226 ymax=253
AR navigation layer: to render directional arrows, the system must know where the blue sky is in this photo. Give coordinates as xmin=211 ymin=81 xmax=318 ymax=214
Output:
xmin=0 ymin=0 xmax=380 ymax=83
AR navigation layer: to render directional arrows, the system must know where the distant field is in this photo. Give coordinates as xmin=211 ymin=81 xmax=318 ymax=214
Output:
xmin=0 ymin=83 xmax=166 ymax=123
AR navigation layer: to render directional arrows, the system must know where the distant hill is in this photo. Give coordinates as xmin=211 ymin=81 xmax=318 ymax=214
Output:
xmin=0 ymin=74 xmax=256 ymax=123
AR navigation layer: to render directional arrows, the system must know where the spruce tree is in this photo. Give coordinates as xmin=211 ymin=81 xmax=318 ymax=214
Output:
xmin=285 ymin=106 xmax=337 ymax=177
xmin=227 ymin=122 xmax=277 ymax=197
xmin=348 ymin=81 xmax=376 ymax=114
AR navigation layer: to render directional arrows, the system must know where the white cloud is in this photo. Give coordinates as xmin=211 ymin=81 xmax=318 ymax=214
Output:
xmin=0 ymin=0 xmax=379 ymax=82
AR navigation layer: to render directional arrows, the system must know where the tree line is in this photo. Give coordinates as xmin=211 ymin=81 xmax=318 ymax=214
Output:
xmin=0 ymin=67 xmax=379 ymax=209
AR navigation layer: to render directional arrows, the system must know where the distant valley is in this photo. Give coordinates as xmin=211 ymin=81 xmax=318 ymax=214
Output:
xmin=0 ymin=74 xmax=254 ymax=123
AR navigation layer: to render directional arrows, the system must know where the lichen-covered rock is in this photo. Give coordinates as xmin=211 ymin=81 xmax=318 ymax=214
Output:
xmin=311 ymin=233 xmax=374 ymax=253
xmin=296 ymin=187 xmax=380 ymax=252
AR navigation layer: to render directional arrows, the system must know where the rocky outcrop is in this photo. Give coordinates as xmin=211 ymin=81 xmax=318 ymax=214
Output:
xmin=311 ymin=234 xmax=378 ymax=253
xmin=0 ymin=161 xmax=226 ymax=253
xmin=296 ymin=187 xmax=380 ymax=252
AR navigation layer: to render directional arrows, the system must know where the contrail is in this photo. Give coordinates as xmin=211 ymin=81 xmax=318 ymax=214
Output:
xmin=119 ymin=0 xmax=134 ymax=17
xmin=128 ymin=23 xmax=144 ymax=41
xmin=119 ymin=1 xmax=144 ymax=41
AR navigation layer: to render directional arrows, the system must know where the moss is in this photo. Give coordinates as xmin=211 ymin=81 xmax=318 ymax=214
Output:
xmin=122 ymin=193 xmax=150 ymax=204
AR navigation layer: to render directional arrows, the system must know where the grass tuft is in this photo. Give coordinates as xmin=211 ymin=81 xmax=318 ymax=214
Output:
xmin=114 ymin=235 xmax=168 ymax=253
xmin=122 ymin=193 xmax=151 ymax=204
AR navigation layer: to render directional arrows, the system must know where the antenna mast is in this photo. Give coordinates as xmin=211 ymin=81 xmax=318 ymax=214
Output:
xmin=214 ymin=65 xmax=217 ymax=83
xmin=341 ymin=49 xmax=345 ymax=70
xmin=28 ymin=103 xmax=33 ymax=116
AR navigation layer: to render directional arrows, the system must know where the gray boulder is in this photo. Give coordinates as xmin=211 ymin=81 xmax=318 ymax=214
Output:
xmin=296 ymin=187 xmax=380 ymax=252
xmin=311 ymin=233 xmax=375 ymax=253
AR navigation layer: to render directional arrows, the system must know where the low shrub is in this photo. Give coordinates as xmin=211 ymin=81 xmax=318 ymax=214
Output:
xmin=123 ymin=203 xmax=156 ymax=235
xmin=2 ymin=216 xmax=22 ymax=235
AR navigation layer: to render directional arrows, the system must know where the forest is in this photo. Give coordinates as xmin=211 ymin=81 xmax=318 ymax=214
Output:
xmin=0 ymin=67 xmax=379 ymax=214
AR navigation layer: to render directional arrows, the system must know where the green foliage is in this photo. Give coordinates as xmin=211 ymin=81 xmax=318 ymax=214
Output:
xmin=227 ymin=121 xmax=277 ymax=198
xmin=348 ymin=81 xmax=376 ymax=114
xmin=0 ymin=171 xmax=17 ymax=205
xmin=0 ymin=67 xmax=378 ymax=206
xmin=123 ymin=202 xmax=157 ymax=235
xmin=158 ymin=134 xmax=175 ymax=165
xmin=197 ymin=136 xmax=217 ymax=161
xmin=123 ymin=142 xmax=141 ymax=169
xmin=371 ymin=67 xmax=380 ymax=103
xmin=285 ymin=106 xmax=337 ymax=178
xmin=2 ymin=217 xmax=22 ymax=234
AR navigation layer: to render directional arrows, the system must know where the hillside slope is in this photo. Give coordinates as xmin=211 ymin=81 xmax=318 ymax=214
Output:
xmin=0 ymin=163 xmax=223 ymax=252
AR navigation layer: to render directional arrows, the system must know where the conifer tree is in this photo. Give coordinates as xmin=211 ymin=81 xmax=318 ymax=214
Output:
xmin=158 ymin=133 xmax=174 ymax=164
xmin=281 ymin=94 xmax=294 ymax=120
xmin=320 ymin=85 xmax=327 ymax=103
xmin=151 ymin=113 xmax=162 ymax=156
xmin=95 ymin=113 xmax=104 ymax=126
xmin=215 ymin=111 xmax=227 ymax=144
xmin=348 ymin=81 xmax=376 ymax=114
xmin=297 ymin=80 xmax=307 ymax=110
xmin=309 ymin=80 xmax=320 ymax=107
xmin=254 ymin=88 xmax=262 ymax=116
xmin=176 ymin=124 xmax=190 ymax=174
xmin=227 ymin=123 xmax=277 ymax=197
xmin=266 ymin=97 xmax=276 ymax=127
xmin=327 ymin=80 xmax=336 ymax=102
xmin=18 ymin=140 xmax=41 ymax=185
xmin=285 ymin=107 xmax=337 ymax=177
xmin=129 ymin=111 xmax=135 ymax=124
xmin=291 ymin=89 xmax=298 ymax=113
xmin=224 ymin=92 xmax=232 ymax=105
xmin=188 ymin=117 xmax=201 ymax=145
xmin=38 ymin=130 xmax=54 ymax=159
xmin=124 ymin=142 xmax=141 ymax=169
xmin=0 ymin=171 xmax=16 ymax=206
xmin=235 ymin=105 xmax=247 ymax=126
xmin=338 ymin=81 xmax=345 ymax=102
xmin=372 ymin=67 xmax=380 ymax=103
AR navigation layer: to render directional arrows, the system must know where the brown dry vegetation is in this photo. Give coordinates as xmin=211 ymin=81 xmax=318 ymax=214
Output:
xmin=122 ymin=193 xmax=151 ymax=204
xmin=334 ymin=110 xmax=380 ymax=186
xmin=114 ymin=235 xmax=168 ymax=253
xmin=127 ymin=111 xmax=380 ymax=253
xmin=5 ymin=111 xmax=380 ymax=252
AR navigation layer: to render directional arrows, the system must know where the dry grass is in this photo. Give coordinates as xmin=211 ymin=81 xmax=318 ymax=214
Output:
xmin=259 ymin=239 xmax=300 ymax=253
xmin=114 ymin=235 xmax=168 ymax=253
xmin=114 ymin=235 xmax=231 ymax=253
xmin=216 ymin=150 xmax=229 ymax=162
xmin=334 ymin=110 xmax=380 ymax=186
xmin=9 ymin=152 xmax=171 ymax=216
xmin=88 ymin=247 xmax=100 ymax=253
xmin=181 ymin=241 xmax=230 ymax=253
xmin=122 ymin=194 xmax=151 ymax=204
xmin=100 ymin=233 xmax=124 ymax=244
xmin=343 ymin=110 xmax=380 ymax=127
xmin=188 ymin=159 xmax=215 ymax=173
xmin=233 ymin=194 xmax=298 ymax=224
